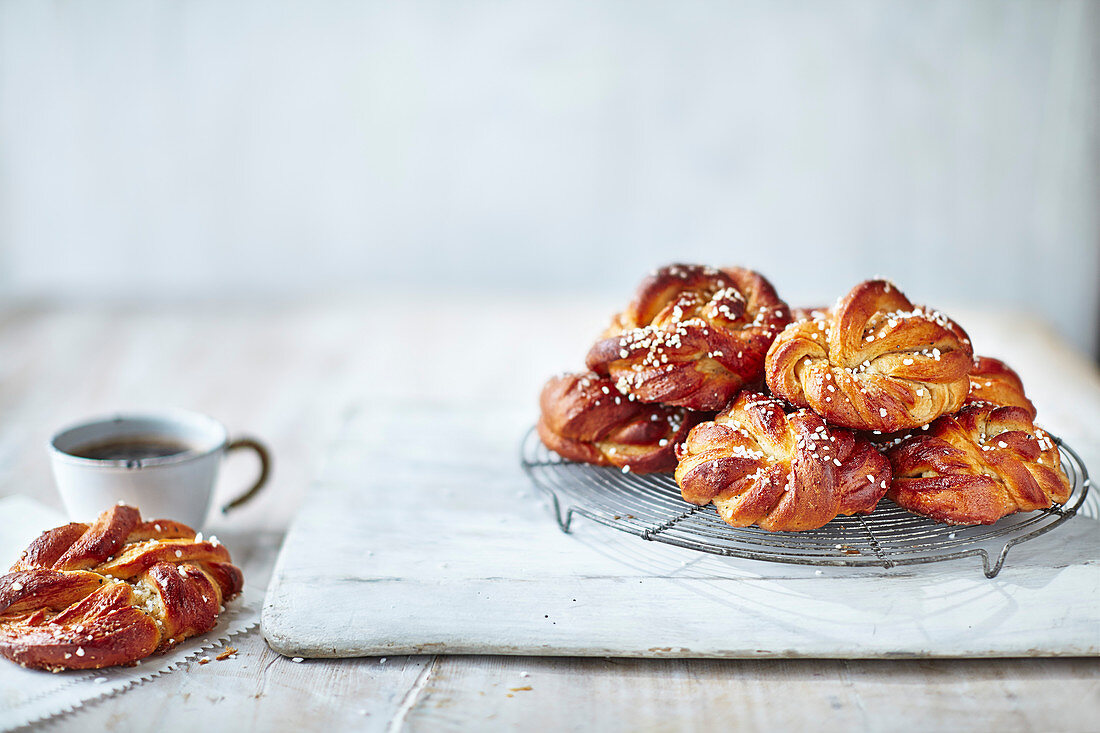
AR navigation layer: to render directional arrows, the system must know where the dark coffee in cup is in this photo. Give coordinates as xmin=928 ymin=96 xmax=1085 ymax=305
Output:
xmin=68 ymin=437 xmax=194 ymax=461
xmin=51 ymin=410 xmax=271 ymax=528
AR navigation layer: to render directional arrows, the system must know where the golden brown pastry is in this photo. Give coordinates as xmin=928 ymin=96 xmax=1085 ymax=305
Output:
xmin=765 ymin=280 xmax=973 ymax=432
xmin=675 ymin=391 xmax=891 ymax=531
xmin=538 ymin=372 xmax=703 ymax=473
xmin=965 ymin=355 xmax=1037 ymax=419
xmin=790 ymin=306 xmax=829 ymax=323
xmin=872 ymin=354 xmax=1035 ymax=453
xmin=886 ymin=403 xmax=1070 ymax=525
xmin=0 ymin=505 xmax=243 ymax=671
xmin=585 ymin=264 xmax=790 ymax=411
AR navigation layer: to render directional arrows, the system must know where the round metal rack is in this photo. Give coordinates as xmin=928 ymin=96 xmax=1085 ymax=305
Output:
xmin=520 ymin=427 xmax=1091 ymax=578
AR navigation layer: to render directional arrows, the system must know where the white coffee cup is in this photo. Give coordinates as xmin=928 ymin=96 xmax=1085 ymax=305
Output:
xmin=49 ymin=409 xmax=271 ymax=529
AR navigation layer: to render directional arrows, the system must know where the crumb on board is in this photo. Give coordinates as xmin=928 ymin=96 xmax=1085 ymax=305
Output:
xmin=198 ymin=657 xmax=210 ymax=665
xmin=216 ymin=647 xmax=238 ymax=661
xmin=509 ymin=686 xmax=533 ymax=692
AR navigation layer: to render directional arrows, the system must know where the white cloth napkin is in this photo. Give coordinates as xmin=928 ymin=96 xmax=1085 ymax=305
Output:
xmin=0 ymin=495 xmax=262 ymax=731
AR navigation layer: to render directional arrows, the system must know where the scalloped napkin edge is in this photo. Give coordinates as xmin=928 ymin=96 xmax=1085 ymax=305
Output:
xmin=0 ymin=494 xmax=263 ymax=732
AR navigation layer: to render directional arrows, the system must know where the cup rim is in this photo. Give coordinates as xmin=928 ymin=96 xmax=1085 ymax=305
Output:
xmin=49 ymin=409 xmax=228 ymax=469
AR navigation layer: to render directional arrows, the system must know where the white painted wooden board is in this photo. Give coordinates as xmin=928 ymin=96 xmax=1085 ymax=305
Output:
xmin=262 ymin=407 xmax=1100 ymax=660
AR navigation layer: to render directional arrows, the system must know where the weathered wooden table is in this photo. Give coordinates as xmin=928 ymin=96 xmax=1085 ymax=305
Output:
xmin=2 ymin=299 xmax=1097 ymax=732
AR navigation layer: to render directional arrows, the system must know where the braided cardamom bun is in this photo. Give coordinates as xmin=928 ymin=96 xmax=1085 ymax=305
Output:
xmin=674 ymin=391 xmax=891 ymax=532
xmin=585 ymin=264 xmax=790 ymax=411
xmin=885 ymin=403 xmax=1070 ymax=525
xmin=0 ymin=505 xmax=243 ymax=671
xmin=965 ymin=355 xmax=1036 ymax=419
xmin=765 ymin=280 xmax=973 ymax=432
xmin=538 ymin=372 xmax=703 ymax=473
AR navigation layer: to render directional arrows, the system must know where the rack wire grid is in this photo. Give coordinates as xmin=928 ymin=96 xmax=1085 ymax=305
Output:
xmin=520 ymin=427 xmax=1091 ymax=578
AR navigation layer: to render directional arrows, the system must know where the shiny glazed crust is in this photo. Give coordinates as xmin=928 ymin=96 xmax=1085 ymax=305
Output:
xmin=885 ymin=403 xmax=1070 ymax=525
xmin=585 ymin=264 xmax=790 ymax=411
xmin=765 ymin=280 xmax=973 ymax=432
xmin=0 ymin=505 xmax=243 ymax=671
xmin=674 ymin=391 xmax=891 ymax=531
xmin=965 ymin=355 xmax=1037 ymax=419
xmin=537 ymin=372 xmax=704 ymax=474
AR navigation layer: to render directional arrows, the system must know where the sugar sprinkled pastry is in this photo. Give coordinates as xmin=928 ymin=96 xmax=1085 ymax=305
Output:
xmin=586 ymin=264 xmax=790 ymax=412
xmin=965 ymin=355 xmax=1036 ymax=419
xmin=538 ymin=372 xmax=704 ymax=474
xmin=789 ymin=306 xmax=829 ymax=323
xmin=765 ymin=280 xmax=973 ymax=432
xmin=885 ymin=403 xmax=1069 ymax=525
xmin=674 ymin=391 xmax=891 ymax=532
xmin=0 ymin=505 xmax=243 ymax=671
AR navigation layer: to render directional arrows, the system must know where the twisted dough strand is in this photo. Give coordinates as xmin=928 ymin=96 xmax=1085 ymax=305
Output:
xmin=538 ymin=372 xmax=703 ymax=473
xmin=675 ymin=391 xmax=891 ymax=531
xmin=886 ymin=403 xmax=1069 ymax=525
xmin=586 ymin=264 xmax=790 ymax=411
xmin=0 ymin=505 xmax=243 ymax=671
xmin=765 ymin=280 xmax=973 ymax=432
xmin=965 ymin=355 xmax=1036 ymax=419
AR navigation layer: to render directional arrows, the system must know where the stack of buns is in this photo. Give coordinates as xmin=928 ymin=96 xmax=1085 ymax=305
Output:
xmin=538 ymin=264 xmax=1070 ymax=531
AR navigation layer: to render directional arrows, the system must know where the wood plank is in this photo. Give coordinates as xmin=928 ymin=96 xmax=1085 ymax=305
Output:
xmin=400 ymin=655 xmax=1100 ymax=732
xmin=30 ymin=634 xmax=436 ymax=733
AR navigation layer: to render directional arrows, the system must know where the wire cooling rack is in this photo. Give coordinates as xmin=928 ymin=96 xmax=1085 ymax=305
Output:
xmin=520 ymin=427 xmax=1090 ymax=578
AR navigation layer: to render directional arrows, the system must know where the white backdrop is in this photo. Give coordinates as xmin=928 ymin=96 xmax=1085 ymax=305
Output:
xmin=1 ymin=0 xmax=1097 ymax=355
